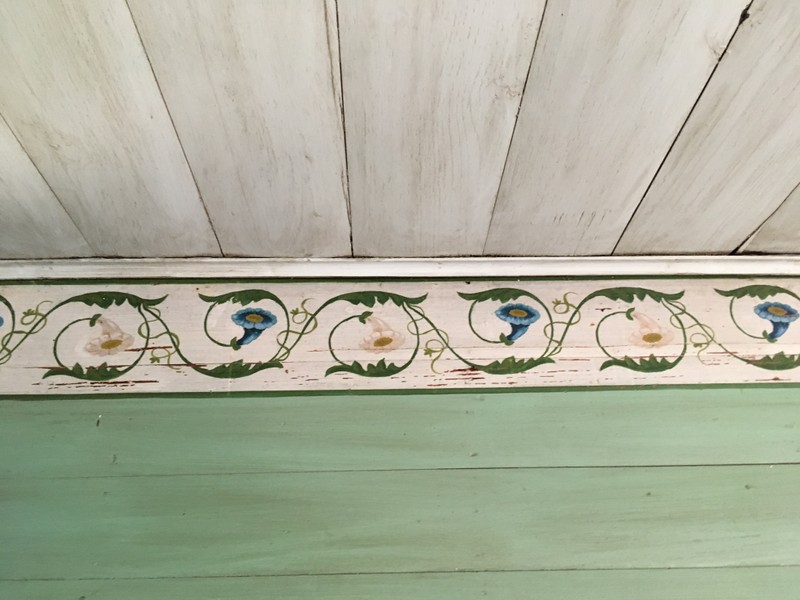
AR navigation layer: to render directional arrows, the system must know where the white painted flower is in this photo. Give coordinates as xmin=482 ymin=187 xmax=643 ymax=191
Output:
xmin=360 ymin=316 xmax=404 ymax=353
xmin=85 ymin=317 xmax=134 ymax=356
xmin=629 ymin=312 xmax=674 ymax=347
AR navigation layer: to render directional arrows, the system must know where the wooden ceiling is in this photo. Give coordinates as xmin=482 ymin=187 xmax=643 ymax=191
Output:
xmin=1 ymin=0 xmax=798 ymax=259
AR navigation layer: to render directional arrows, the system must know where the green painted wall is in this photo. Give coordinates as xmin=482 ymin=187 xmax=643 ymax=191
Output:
xmin=2 ymin=388 xmax=800 ymax=597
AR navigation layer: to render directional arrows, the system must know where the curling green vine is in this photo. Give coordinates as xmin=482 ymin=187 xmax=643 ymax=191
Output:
xmin=1 ymin=282 xmax=799 ymax=383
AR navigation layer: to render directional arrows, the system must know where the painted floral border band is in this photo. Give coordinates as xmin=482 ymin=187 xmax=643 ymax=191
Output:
xmin=2 ymin=278 xmax=800 ymax=395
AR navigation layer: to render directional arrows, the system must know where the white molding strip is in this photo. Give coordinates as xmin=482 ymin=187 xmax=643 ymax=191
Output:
xmin=2 ymin=276 xmax=800 ymax=396
xmin=0 ymin=256 xmax=797 ymax=280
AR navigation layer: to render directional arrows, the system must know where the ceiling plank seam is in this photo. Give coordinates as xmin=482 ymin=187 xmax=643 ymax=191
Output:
xmin=123 ymin=0 xmax=223 ymax=257
xmin=328 ymin=0 xmax=354 ymax=258
xmin=736 ymin=178 xmax=800 ymax=254
xmin=610 ymin=0 xmax=754 ymax=256
xmin=0 ymin=111 xmax=95 ymax=256
xmin=481 ymin=0 xmax=550 ymax=256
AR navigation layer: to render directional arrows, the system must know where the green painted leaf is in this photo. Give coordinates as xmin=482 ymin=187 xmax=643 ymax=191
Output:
xmin=498 ymin=333 xmax=514 ymax=346
xmin=715 ymin=285 xmax=799 ymax=300
xmin=599 ymin=355 xmax=677 ymax=372
xmin=746 ymin=352 xmax=800 ymax=371
xmin=89 ymin=313 xmax=102 ymax=327
xmin=43 ymin=364 xmax=83 ymax=380
xmin=325 ymin=358 xmax=405 ymax=378
xmin=334 ymin=291 xmax=427 ymax=307
xmin=458 ymin=288 xmax=527 ymax=303
xmin=584 ymin=287 xmax=684 ymax=304
xmin=199 ymin=289 xmax=283 ymax=307
xmin=358 ymin=311 xmax=374 ymax=324
xmin=67 ymin=292 xmax=166 ymax=310
xmin=43 ymin=362 xmax=127 ymax=381
xmin=199 ymin=359 xmax=283 ymax=378
xmin=477 ymin=355 xmax=555 ymax=375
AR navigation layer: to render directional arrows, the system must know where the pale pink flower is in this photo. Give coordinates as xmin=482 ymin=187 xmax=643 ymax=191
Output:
xmin=360 ymin=316 xmax=404 ymax=353
xmin=85 ymin=317 xmax=134 ymax=356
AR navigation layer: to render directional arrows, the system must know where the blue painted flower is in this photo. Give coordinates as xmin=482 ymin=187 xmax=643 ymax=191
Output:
xmin=754 ymin=301 xmax=799 ymax=341
xmin=495 ymin=303 xmax=540 ymax=342
xmin=0 ymin=315 xmax=3 ymax=328
xmin=231 ymin=307 xmax=277 ymax=346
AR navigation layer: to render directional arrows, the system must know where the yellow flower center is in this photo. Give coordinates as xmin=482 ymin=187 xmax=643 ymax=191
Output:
xmin=641 ymin=332 xmax=662 ymax=344
xmin=245 ymin=313 xmax=264 ymax=323
xmin=768 ymin=306 xmax=788 ymax=317
xmin=508 ymin=308 xmax=528 ymax=318
xmin=373 ymin=336 xmax=394 ymax=348
xmin=100 ymin=338 xmax=123 ymax=350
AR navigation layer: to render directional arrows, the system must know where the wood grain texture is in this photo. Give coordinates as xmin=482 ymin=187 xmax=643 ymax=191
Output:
xmin=616 ymin=0 xmax=800 ymax=255
xmin=4 ymin=387 xmax=800 ymax=592
xmin=339 ymin=0 xmax=545 ymax=257
xmin=127 ymin=0 xmax=352 ymax=257
xmin=0 ymin=0 xmax=219 ymax=257
xmin=743 ymin=181 xmax=800 ymax=253
xmin=0 ymin=117 xmax=92 ymax=258
xmin=485 ymin=0 xmax=745 ymax=256
xmin=4 ymin=388 xmax=800 ymax=478
xmin=4 ymin=568 xmax=800 ymax=599
xmin=2 ymin=465 xmax=798 ymax=578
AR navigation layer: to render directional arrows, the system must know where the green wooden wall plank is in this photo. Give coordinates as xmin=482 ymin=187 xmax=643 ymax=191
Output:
xmin=3 ymin=388 xmax=800 ymax=478
xmin=2 ymin=466 xmax=799 ymax=579
xmin=3 ymin=568 xmax=800 ymax=599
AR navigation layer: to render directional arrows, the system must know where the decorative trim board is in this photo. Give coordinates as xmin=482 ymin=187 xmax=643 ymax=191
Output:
xmin=2 ymin=256 xmax=800 ymax=280
xmin=2 ymin=276 xmax=800 ymax=396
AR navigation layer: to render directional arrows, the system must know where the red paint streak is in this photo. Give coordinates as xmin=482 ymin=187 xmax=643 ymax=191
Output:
xmin=127 ymin=345 xmax=173 ymax=352
xmin=49 ymin=379 xmax=158 ymax=387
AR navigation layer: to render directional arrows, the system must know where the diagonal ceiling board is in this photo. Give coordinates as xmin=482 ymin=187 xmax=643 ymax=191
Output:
xmin=615 ymin=0 xmax=800 ymax=255
xmin=484 ymin=0 xmax=747 ymax=256
xmin=340 ymin=0 xmax=546 ymax=257
xmin=741 ymin=180 xmax=800 ymax=254
xmin=0 ymin=116 xmax=92 ymax=259
xmin=127 ymin=0 xmax=352 ymax=257
xmin=0 ymin=1 xmax=220 ymax=257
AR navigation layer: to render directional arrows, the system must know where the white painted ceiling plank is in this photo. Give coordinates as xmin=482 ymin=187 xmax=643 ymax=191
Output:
xmin=0 ymin=0 xmax=220 ymax=257
xmin=742 ymin=181 xmax=800 ymax=254
xmin=616 ymin=0 xmax=800 ymax=255
xmin=340 ymin=0 xmax=546 ymax=257
xmin=0 ymin=117 xmax=92 ymax=259
xmin=127 ymin=0 xmax=352 ymax=257
xmin=485 ymin=0 xmax=746 ymax=256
